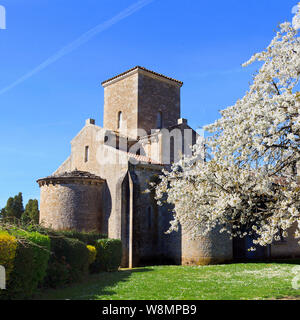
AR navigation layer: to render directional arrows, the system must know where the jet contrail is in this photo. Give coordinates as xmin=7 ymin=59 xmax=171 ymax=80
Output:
xmin=0 ymin=0 xmax=154 ymax=95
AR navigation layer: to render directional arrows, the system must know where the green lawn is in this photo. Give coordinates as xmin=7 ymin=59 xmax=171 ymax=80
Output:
xmin=36 ymin=263 xmax=300 ymax=300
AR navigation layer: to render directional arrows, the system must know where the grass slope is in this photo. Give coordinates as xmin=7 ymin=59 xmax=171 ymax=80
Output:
xmin=37 ymin=263 xmax=300 ymax=300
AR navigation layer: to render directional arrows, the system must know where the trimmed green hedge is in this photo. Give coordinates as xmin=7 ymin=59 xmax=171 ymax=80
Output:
xmin=91 ymin=239 xmax=122 ymax=272
xmin=43 ymin=236 xmax=89 ymax=288
xmin=3 ymin=229 xmax=50 ymax=300
xmin=5 ymin=240 xmax=35 ymax=299
xmin=26 ymin=225 xmax=107 ymax=246
xmin=59 ymin=230 xmax=107 ymax=246
xmin=0 ymin=223 xmax=120 ymax=295
xmin=21 ymin=231 xmax=51 ymax=289
xmin=0 ymin=231 xmax=17 ymax=282
xmin=43 ymin=256 xmax=70 ymax=289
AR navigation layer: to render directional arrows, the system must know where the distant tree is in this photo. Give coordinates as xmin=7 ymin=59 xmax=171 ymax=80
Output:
xmin=4 ymin=197 xmax=14 ymax=219
xmin=1 ymin=192 xmax=24 ymax=220
xmin=0 ymin=207 xmax=6 ymax=219
xmin=21 ymin=199 xmax=39 ymax=224
xmin=13 ymin=193 xmax=24 ymax=219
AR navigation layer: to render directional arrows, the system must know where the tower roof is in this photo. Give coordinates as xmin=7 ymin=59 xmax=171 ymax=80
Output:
xmin=101 ymin=66 xmax=183 ymax=86
xmin=37 ymin=170 xmax=105 ymax=186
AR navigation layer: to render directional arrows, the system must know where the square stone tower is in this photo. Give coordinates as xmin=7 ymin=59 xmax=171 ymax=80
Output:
xmin=101 ymin=66 xmax=183 ymax=139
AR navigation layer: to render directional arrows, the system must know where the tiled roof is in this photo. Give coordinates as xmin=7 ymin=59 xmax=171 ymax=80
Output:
xmin=97 ymin=143 xmax=163 ymax=165
xmin=37 ymin=170 xmax=104 ymax=183
xmin=102 ymin=146 xmax=163 ymax=165
xmin=126 ymin=152 xmax=163 ymax=165
xmin=51 ymin=170 xmax=102 ymax=179
xmin=101 ymin=66 xmax=183 ymax=86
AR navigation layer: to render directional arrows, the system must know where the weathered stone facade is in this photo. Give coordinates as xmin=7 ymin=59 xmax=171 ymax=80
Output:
xmin=38 ymin=171 xmax=105 ymax=231
xmin=102 ymin=66 xmax=182 ymax=139
xmin=103 ymin=70 xmax=139 ymax=138
xmin=38 ymin=66 xmax=300 ymax=268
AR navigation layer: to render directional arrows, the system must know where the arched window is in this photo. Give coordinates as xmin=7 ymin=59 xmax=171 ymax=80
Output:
xmin=170 ymin=137 xmax=174 ymax=164
xmin=118 ymin=111 xmax=122 ymax=129
xmin=84 ymin=146 xmax=89 ymax=162
xmin=156 ymin=111 xmax=162 ymax=129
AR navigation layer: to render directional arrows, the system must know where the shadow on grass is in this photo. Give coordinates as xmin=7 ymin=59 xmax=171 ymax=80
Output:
xmin=36 ymin=268 xmax=153 ymax=300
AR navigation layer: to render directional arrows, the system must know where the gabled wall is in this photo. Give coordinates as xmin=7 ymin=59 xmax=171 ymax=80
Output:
xmin=54 ymin=122 xmax=129 ymax=240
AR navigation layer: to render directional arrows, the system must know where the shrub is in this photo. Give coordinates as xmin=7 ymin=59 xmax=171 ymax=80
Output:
xmin=26 ymin=225 xmax=106 ymax=245
xmin=59 ymin=230 xmax=107 ymax=245
xmin=5 ymin=239 xmax=36 ymax=299
xmin=3 ymin=229 xmax=51 ymax=299
xmin=43 ymin=256 xmax=71 ymax=289
xmin=25 ymin=231 xmax=50 ymax=288
xmin=91 ymin=239 xmax=122 ymax=272
xmin=24 ymin=226 xmax=96 ymax=287
xmin=87 ymin=245 xmax=97 ymax=265
xmin=9 ymin=229 xmax=50 ymax=288
xmin=44 ymin=236 xmax=89 ymax=286
xmin=0 ymin=231 xmax=17 ymax=282
xmin=24 ymin=224 xmax=60 ymax=237
xmin=62 ymin=238 xmax=89 ymax=281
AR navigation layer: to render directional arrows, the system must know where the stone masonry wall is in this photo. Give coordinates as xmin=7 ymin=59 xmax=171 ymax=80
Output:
xmin=54 ymin=122 xmax=130 ymax=256
xmin=181 ymin=227 xmax=233 ymax=265
xmin=102 ymin=69 xmax=181 ymax=140
xmin=132 ymin=164 xmax=182 ymax=265
xmin=103 ymin=72 xmax=138 ymax=139
xmin=271 ymin=223 xmax=300 ymax=258
xmin=39 ymin=182 xmax=104 ymax=232
xmin=138 ymin=72 xmax=181 ymax=135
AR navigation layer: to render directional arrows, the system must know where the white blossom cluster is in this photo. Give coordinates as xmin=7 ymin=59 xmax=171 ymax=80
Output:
xmin=154 ymin=11 xmax=300 ymax=248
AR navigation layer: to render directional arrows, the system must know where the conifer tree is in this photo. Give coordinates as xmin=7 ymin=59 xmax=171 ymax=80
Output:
xmin=21 ymin=199 xmax=39 ymax=224
xmin=1 ymin=193 xmax=24 ymax=220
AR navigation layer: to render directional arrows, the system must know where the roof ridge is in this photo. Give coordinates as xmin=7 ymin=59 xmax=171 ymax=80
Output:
xmin=37 ymin=170 xmax=103 ymax=181
xmin=101 ymin=66 xmax=183 ymax=86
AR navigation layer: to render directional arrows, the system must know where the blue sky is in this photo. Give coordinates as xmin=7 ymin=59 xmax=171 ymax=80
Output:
xmin=0 ymin=0 xmax=298 ymax=208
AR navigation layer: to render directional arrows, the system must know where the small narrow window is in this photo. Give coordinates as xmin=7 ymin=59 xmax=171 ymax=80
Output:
xmin=156 ymin=111 xmax=163 ymax=129
xmin=170 ymin=136 xmax=175 ymax=164
xmin=85 ymin=146 xmax=89 ymax=162
xmin=118 ymin=111 xmax=123 ymax=129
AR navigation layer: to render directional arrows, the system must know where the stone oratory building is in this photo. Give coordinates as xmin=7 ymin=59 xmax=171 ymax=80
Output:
xmin=37 ymin=66 xmax=232 ymax=267
xmin=37 ymin=66 xmax=299 ymax=267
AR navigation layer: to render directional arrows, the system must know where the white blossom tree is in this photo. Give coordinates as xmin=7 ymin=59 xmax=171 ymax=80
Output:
xmin=155 ymin=6 xmax=300 ymax=248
